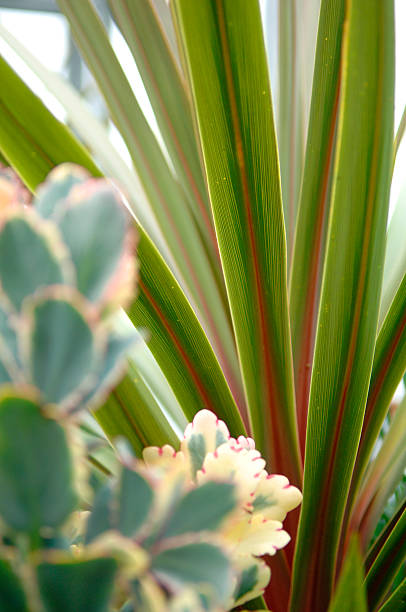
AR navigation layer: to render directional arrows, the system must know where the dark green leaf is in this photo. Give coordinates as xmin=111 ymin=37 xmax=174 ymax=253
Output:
xmin=327 ymin=537 xmax=367 ymax=612
xmin=129 ymin=230 xmax=244 ymax=437
xmin=37 ymin=557 xmax=117 ymax=612
xmin=289 ymin=0 xmax=345 ymax=452
xmin=377 ymin=576 xmax=406 ymax=612
xmin=0 ymin=560 xmax=29 ymax=612
xmin=0 ymin=393 xmax=76 ymax=533
xmin=349 ymin=273 xmax=406 ymax=512
xmin=365 ymin=504 xmax=406 ymax=610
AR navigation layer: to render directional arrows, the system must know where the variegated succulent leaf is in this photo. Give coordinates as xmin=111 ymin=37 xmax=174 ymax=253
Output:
xmin=0 ymin=208 xmax=74 ymax=311
xmin=0 ymin=390 xmax=77 ymax=535
xmin=21 ymin=289 xmax=97 ymax=407
xmin=34 ymin=163 xmax=89 ymax=219
xmin=143 ymin=409 xmax=303 ymax=606
xmin=56 ymin=177 xmax=136 ymax=308
xmin=0 ymin=164 xmax=137 ymax=417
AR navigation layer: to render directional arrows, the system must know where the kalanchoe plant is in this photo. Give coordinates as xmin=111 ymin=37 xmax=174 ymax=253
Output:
xmin=84 ymin=409 xmax=301 ymax=610
xmin=0 ymin=0 xmax=406 ymax=610
xmin=0 ymin=163 xmax=137 ymax=414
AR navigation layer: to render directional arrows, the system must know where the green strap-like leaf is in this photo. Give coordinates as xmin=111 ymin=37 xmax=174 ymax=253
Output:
xmin=289 ymin=0 xmax=345 ymax=453
xmin=0 ymin=56 xmax=101 ymax=190
xmin=393 ymin=104 xmax=406 ymax=171
xmin=327 ymin=537 xmax=367 ymax=612
xmin=173 ymin=0 xmax=301 ymax=484
xmin=107 ymin=0 xmax=215 ymax=249
xmin=129 ymin=230 xmax=245 ymax=438
xmin=57 ymin=0 xmax=242 ymax=398
xmin=95 ymin=359 xmax=181 ymax=453
xmin=348 ymin=275 xmax=406 ymax=516
xmin=377 ymin=576 xmax=406 ymax=612
xmin=365 ymin=499 xmax=406 ymax=575
xmin=277 ymin=0 xmax=305 ymax=263
xmin=290 ymin=2 xmax=395 ymax=610
xmin=0 ymin=55 xmax=244 ymax=443
xmin=351 ymin=399 xmax=406 ymax=547
xmin=365 ymin=504 xmax=406 ymax=610
xmin=379 ymin=184 xmax=406 ymax=327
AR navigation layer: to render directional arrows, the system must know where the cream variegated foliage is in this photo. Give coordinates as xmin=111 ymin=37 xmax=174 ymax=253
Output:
xmin=143 ymin=409 xmax=302 ymax=605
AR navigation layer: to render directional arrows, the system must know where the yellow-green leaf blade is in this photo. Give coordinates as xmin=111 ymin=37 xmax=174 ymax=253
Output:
xmin=107 ymin=0 xmax=215 ymax=248
xmin=0 ymin=56 xmax=101 ymax=189
xmin=289 ymin=0 xmax=345 ymax=453
xmin=290 ymin=1 xmax=395 ymax=609
xmin=348 ymin=274 xmax=406 ymax=517
xmin=57 ymin=0 xmax=242 ymax=403
xmin=130 ymin=229 xmax=245 ymax=437
xmin=173 ymin=0 xmax=301 ymax=485
xmin=365 ymin=503 xmax=406 ymax=610
xmin=327 ymin=537 xmax=367 ymax=612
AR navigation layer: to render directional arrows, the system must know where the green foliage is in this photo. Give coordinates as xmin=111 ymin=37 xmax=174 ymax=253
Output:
xmin=0 ymin=0 xmax=405 ymax=610
xmin=0 ymin=559 xmax=29 ymax=612
xmin=37 ymin=558 xmax=118 ymax=612
xmin=0 ymin=167 xmax=268 ymax=610
xmin=0 ymin=393 xmax=76 ymax=533
xmin=327 ymin=538 xmax=368 ymax=612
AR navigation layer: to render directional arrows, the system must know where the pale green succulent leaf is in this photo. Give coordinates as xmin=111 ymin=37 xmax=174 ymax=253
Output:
xmin=118 ymin=466 xmax=154 ymax=538
xmin=24 ymin=293 xmax=96 ymax=406
xmin=0 ymin=213 xmax=70 ymax=311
